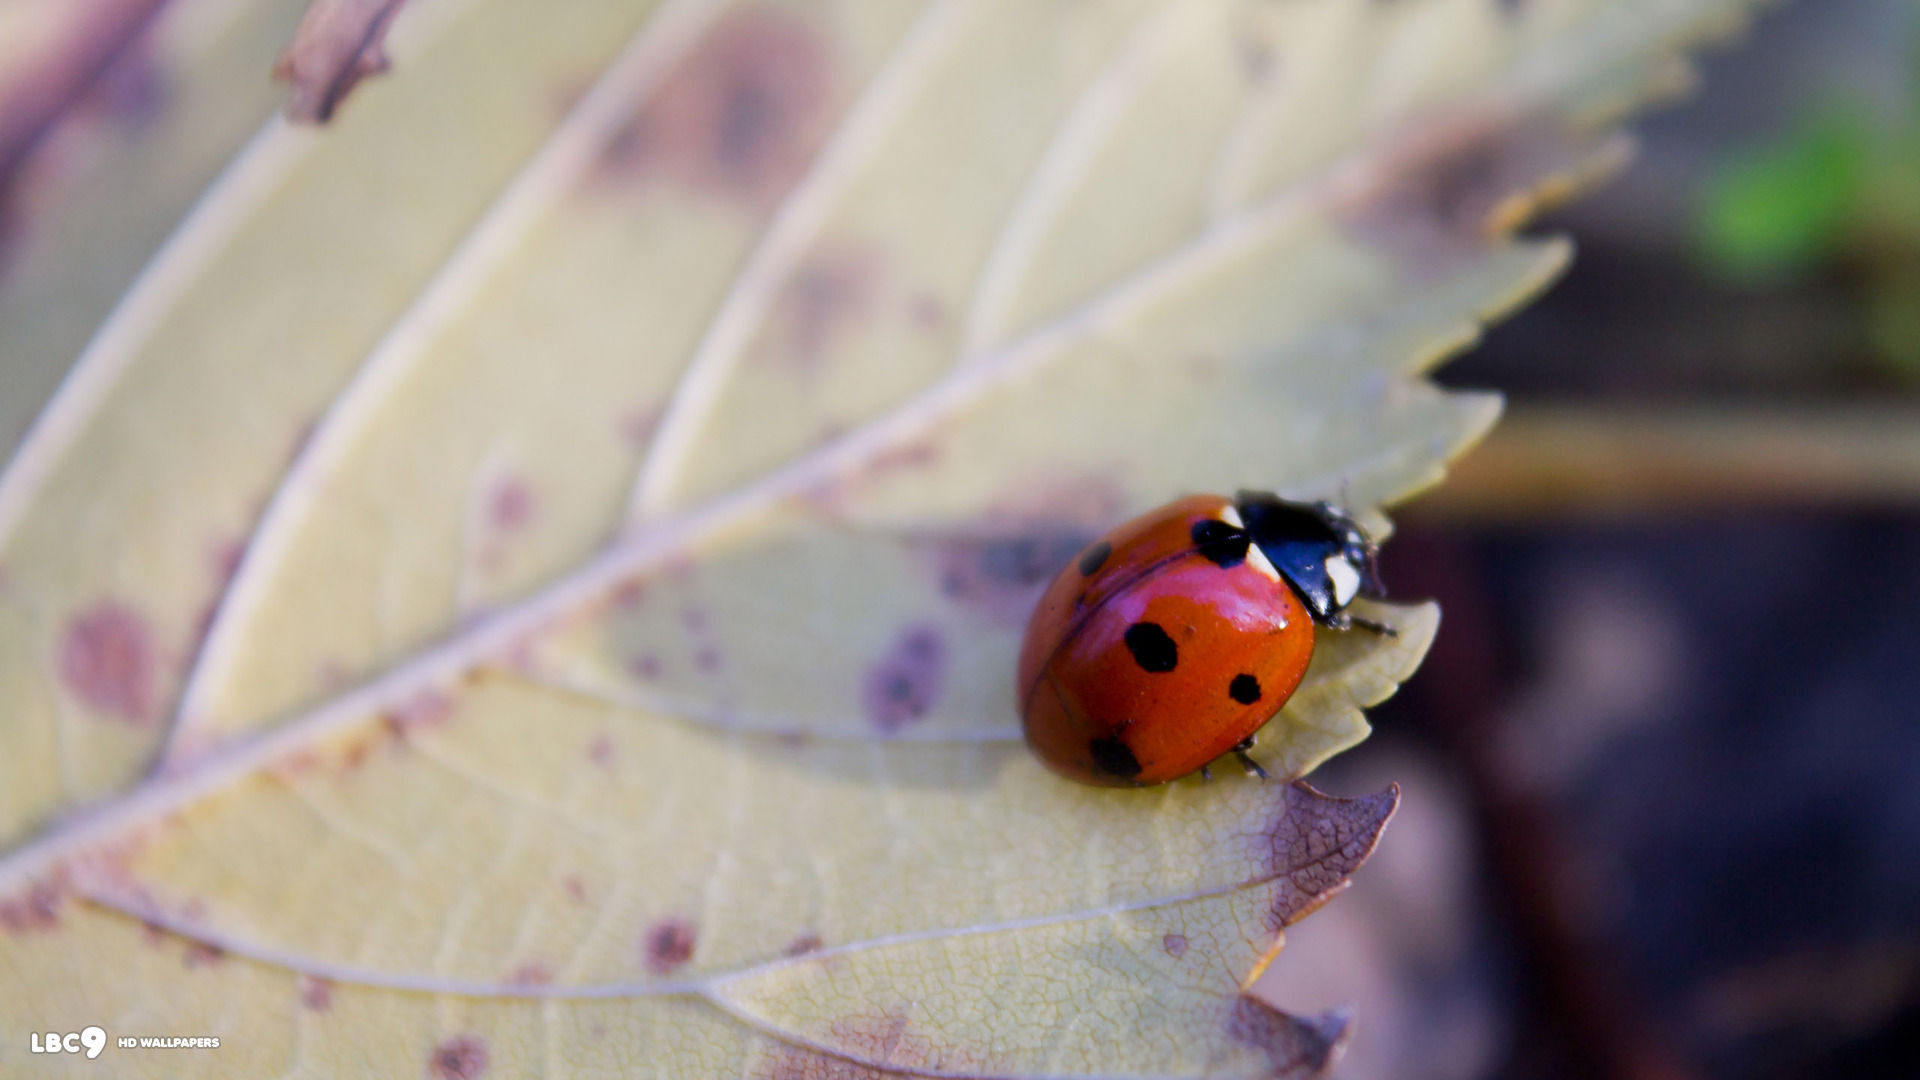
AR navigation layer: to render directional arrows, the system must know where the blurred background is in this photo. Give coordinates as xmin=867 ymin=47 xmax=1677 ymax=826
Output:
xmin=1261 ymin=3 xmax=1920 ymax=1079
xmin=3 ymin=1 xmax=1917 ymax=1079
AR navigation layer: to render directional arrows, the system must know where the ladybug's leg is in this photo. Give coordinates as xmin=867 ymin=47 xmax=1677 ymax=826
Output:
xmin=1199 ymin=763 xmax=1213 ymax=782
xmin=1231 ymin=736 xmax=1268 ymax=780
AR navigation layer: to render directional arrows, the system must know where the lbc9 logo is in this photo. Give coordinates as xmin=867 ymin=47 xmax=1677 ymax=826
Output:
xmin=31 ymin=1026 xmax=107 ymax=1059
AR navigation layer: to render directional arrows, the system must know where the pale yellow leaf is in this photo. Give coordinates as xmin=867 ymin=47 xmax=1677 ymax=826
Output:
xmin=0 ymin=0 xmax=1762 ymax=1076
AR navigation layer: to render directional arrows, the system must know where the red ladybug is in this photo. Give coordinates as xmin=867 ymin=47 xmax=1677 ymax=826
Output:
xmin=1017 ymin=491 xmax=1391 ymax=786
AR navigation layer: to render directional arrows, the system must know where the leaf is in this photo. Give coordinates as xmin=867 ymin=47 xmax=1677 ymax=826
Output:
xmin=0 ymin=1 xmax=1758 ymax=1076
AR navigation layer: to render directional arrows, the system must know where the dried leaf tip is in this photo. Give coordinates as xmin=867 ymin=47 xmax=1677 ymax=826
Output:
xmin=272 ymin=0 xmax=409 ymax=124
xmin=1226 ymin=998 xmax=1354 ymax=1080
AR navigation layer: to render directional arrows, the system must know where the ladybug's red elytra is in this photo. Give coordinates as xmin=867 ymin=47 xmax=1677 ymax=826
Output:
xmin=1017 ymin=491 xmax=1392 ymax=787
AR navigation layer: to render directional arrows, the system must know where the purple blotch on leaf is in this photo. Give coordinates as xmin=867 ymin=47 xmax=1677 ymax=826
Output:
xmin=428 ymin=1034 xmax=488 ymax=1079
xmin=644 ymin=917 xmax=697 ymax=974
xmin=863 ymin=623 xmax=948 ymax=732
xmin=58 ymin=601 xmax=158 ymax=724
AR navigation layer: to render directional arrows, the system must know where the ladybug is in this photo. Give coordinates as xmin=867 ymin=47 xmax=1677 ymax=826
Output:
xmin=1017 ymin=491 xmax=1392 ymax=787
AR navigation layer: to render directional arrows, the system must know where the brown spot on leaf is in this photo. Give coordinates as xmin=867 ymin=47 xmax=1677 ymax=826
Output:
xmin=830 ymin=1011 xmax=925 ymax=1065
xmin=70 ymin=837 xmax=149 ymax=895
xmin=693 ymin=646 xmax=723 ymax=673
xmin=775 ymin=247 xmax=878 ymax=374
xmin=1162 ymin=932 xmax=1188 ymax=958
xmin=861 ymin=624 xmax=947 ymax=732
xmin=754 ymin=1009 xmax=986 ymax=1079
xmin=1340 ymin=112 xmax=1621 ymax=271
xmin=273 ymin=748 xmax=322 ymax=780
xmin=487 ymin=475 xmax=535 ymax=532
xmin=58 ymin=601 xmax=158 ymax=724
xmin=399 ymin=689 xmax=454 ymax=728
xmin=183 ymin=940 xmax=225 ymax=968
xmin=427 ymin=1033 xmax=488 ymax=1080
xmin=300 ymin=975 xmax=334 ymax=1011
xmin=562 ymin=876 xmax=588 ymax=904
xmin=865 ymin=438 xmax=940 ymax=478
xmin=380 ymin=688 xmax=455 ymax=744
xmin=929 ymin=531 xmax=1092 ymax=625
xmin=380 ymin=714 xmax=413 ymax=748
xmin=506 ymin=961 xmax=552 ymax=986
xmin=0 ymin=878 xmax=64 ymax=934
xmin=643 ymin=917 xmax=696 ymax=974
xmin=586 ymin=734 xmax=615 ymax=766
xmin=755 ymin=1049 xmax=891 ymax=1080
xmin=273 ymin=0 xmax=407 ymax=123
xmin=1224 ymin=995 xmax=1351 ymax=1077
xmin=815 ymin=1009 xmax=986 ymax=1076
xmin=598 ymin=7 xmax=836 ymax=209
xmin=785 ymin=933 xmax=823 ymax=957
xmin=628 ymin=654 xmax=664 ymax=680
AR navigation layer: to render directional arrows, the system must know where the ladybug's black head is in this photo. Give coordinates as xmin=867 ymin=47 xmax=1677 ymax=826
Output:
xmin=1233 ymin=490 xmax=1385 ymax=625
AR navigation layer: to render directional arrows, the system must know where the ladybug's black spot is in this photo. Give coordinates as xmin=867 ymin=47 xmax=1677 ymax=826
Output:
xmin=1124 ymin=622 xmax=1178 ymax=673
xmin=1229 ymin=673 xmax=1262 ymax=705
xmin=1190 ymin=519 xmax=1249 ymax=569
xmin=1077 ymin=541 xmax=1112 ymax=577
xmin=1089 ymin=736 xmax=1142 ymax=779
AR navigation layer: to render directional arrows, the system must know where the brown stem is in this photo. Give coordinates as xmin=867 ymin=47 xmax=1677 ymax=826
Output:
xmin=1422 ymin=406 xmax=1920 ymax=517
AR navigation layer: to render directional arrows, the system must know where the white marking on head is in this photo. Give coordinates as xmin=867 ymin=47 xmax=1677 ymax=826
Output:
xmin=1325 ymin=554 xmax=1360 ymax=608
xmin=1220 ymin=504 xmax=1280 ymax=582
xmin=1245 ymin=541 xmax=1280 ymax=583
